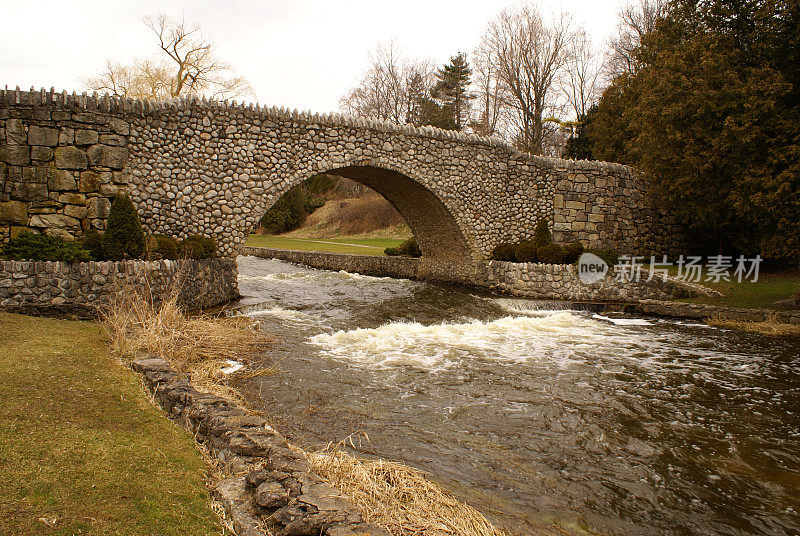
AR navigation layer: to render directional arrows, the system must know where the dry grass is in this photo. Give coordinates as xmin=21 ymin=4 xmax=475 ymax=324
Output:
xmin=308 ymin=444 xmax=506 ymax=536
xmin=291 ymin=192 xmax=405 ymax=237
xmin=100 ymin=283 xmax=273 ymax=399
xmin=707 ymin=314 xmax=800 ymax=337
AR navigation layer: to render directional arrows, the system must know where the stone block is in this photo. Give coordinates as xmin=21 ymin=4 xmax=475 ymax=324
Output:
xmin=108 ymin=117 xmax=130 ymax=135
xmin=27 ymin=125 xmax=58 ymax=146
xmin=86 ymin=197 xmax=111 ymax=219
xmin=74 ymin=129 xmax=99 ymax=145
xmin=58 ymin=127 xmax=74 ymax=145
xmin=0 ymin=201 xmax=28 ymax=225
xmin=2 ymin=145 xmax=30 ymax=166
xmin=87 ymin=145 xmax=126 ymax=169
xmin=47 ymin=168 xmax=77 ymax=191
xmin=58 ymin=193 xmax=86 ymax=205
xmin=64 ymin=204 xmax=88 ymax=219
xmin=565 ymin=201 xmax=586 ymax=210
xmin=28 ymin=213 xmax=80 ymax=231
xmin=5 ymin=119 xmax=26 ymax=144
xmin=99 ymin=133 xmax=125 ymax=146
xmin=79 ymin=171 xmax=100 ymax=192
xmin=54 ymin=146 xmax=88 ymax=170
xmin=18 ymin=183 xmax=49 ymax=203
xmin=30 ymin=146 xmax=54 ymax=161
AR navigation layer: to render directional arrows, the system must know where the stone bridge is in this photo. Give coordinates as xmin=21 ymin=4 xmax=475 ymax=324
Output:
xmin=0 ymin=87 xmax=682 ymax=283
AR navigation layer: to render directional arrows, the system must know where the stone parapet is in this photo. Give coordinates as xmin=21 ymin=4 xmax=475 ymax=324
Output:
xmin=0 ymin=257 xmax=239 ymax=318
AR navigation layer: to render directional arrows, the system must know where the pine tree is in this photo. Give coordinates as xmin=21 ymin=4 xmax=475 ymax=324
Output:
xmin=433 ymin=53 xmax=474 ymax=131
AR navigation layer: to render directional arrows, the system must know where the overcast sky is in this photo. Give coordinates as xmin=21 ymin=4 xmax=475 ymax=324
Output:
xmin=1 ymin=0 xmax=627 ymax=113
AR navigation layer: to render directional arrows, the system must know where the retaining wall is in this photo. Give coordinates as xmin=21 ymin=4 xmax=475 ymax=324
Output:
xmin=240 ymin=246 xmax=421 ymax=280
xmin=628 ymin=300 xmax=800 ymax=325
xmin=241 ymin=247 xmax=698 ymax=301
xmin=0 ymin=257 xmax=239 ymax=318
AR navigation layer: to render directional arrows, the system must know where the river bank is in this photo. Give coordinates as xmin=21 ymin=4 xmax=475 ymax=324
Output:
xmin=0 ymin=313 xmax=221 ymax=535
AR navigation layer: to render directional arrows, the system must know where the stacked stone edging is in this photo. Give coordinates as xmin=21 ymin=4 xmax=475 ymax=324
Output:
xmin=241 ymin=246 xmax=700 ymax=302
xmin=241 ymin=246 xmax=421 ymax=280
xmin=131 ymin=356 xmax=389 ymax=536
xmin=627 ymin=299 xmax=800 ymax=325
xmin=476 ymin=260 xmax=700 ymax=301
xmin=0 ymin=257 xmax=239 ymax=318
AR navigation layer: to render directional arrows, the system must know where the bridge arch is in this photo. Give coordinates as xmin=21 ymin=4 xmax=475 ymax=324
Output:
xmin=242 ymin=158 xmax=478 ymax=281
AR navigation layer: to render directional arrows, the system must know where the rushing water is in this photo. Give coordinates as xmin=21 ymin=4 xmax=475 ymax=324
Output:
xmin=233 ymin=255 xmax=800 ymax=536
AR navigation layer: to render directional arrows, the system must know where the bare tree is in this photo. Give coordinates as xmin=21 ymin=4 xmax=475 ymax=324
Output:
xmin=340 ymin=42 xmax=434 ymax=125
xmin=85 ymin=13 xmax=253 ymax=100
xmin=562 ymin=28 xmax=604 ymax=122
xmin=606 ymin=0 xmax=668 ymax=78
xmin=479 ymin=4 xmax=573 ymax=154
xmin=470 ymin=44 xmax=505 ymax=136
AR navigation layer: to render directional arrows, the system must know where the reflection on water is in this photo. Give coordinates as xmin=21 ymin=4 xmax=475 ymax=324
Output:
xmin=234 ymin=255 xmax=800 ymax=536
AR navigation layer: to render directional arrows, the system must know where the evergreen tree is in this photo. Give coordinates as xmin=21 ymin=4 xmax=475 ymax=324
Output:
xmin=102 ymin=195 xmax=145 ymax=260
xmin=587 ymin=0 xmax=800 ymax=261
xmin=433 ymin=53 xmax=474 ymax=130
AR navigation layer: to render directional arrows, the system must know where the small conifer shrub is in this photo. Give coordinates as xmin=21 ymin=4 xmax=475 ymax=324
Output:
xmin=102 ymin=195 xmax=145 ymax=260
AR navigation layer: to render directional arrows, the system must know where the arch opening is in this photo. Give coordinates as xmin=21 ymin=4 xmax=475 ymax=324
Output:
xmin=249 ymin=164 xmax=475 ymax=279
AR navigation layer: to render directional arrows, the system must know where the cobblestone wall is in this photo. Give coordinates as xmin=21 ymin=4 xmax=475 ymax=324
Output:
xmin=242 ymin=247 xmax=699 ymax=301
xmin=1 ymin=87 xmax=686 ymax=283
xmin=0 ymin=257 xmax=239 ymax=317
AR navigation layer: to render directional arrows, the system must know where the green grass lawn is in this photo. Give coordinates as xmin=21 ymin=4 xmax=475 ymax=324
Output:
xmin=675 ymin=268 xmax=800 ymax=309
xmin=0 ymin=313 xmax=220 ymax=536
xmin=246 ymin=234 xmax=405 ymax=256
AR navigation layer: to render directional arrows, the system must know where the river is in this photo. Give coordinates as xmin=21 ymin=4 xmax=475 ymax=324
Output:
xmin=232 ymin=255 xmax=799 ymax=536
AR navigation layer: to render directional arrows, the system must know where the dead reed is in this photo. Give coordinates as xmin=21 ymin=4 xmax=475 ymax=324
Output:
xmin=100 ymin=282 xmax=272 ymax=398
xmin=308 ymin=445 xmax=507 ymax=536
xmin=707 ymin=314 xmax=800 ymax=337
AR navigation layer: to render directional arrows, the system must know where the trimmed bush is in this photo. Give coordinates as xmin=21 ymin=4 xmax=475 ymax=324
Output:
xmin=588 ymin=248 xmax=619 ymax=267
xmin=563 ymin=241 xmax=585 ymax=264
xmin=102 ymin=195 xmax=145 ymax=260
xmin=146 ymin=234 xmax=180 ymax=260
xmin=514 ymin=240 xmax=538 ymax=262
xmin=490 ymin=243 xmax=517 ymax=261
xmin=385 ymin=237 xmax=421 ymax=257
xmin=536 ymin=243 xmax=565 ymax=264
xmin=2 ymin=231 xmax=91 ymax=262
xmin=78 ymin=230 xmax=106 ymax=261
xmin=533 ymin=219 xmax=553 ymax=248
xmin=181 ymin=235 xmax=216 ymax=259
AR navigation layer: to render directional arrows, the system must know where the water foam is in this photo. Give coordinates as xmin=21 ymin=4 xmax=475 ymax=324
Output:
xmin=592 ymin=314 xmax=654 ymax=326
xmin=309 ymin=311 xmax=604 ymax=370
xmin=244 ymin=305 xmax=316 ymax=323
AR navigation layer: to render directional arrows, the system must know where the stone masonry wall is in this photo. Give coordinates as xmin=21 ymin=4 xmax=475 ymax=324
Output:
xmin=1 ymin=87 xmax=686 ymax=283
xmin=476 ymin=260 xmax=699 ymax=302
xmin=0 ymin=257 xmax=239 ymax=318
xmin=240 ymin=246 xmax=421 ymax=280
xmin=243 ymin=246 xmax=699 ymax=302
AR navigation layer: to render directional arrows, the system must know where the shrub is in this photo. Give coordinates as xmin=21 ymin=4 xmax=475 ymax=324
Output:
xmin=181 ymin=235 xmax=216 ymax=259
xmin=490 ymin=243 xmax=517 ymax=261
xmin=588 ymin=248 xmax=619 ymax=267
xmin=2 ymin=231 xmax=91 ymax=262
xmin=536 ymin=243 xmax=565 ymax=264
xmin=79 ymin=230 xmax=106 ymax=261
xmin=102 ymin=195 xmax=145 ymax=260
xmin=384 ymin=237 xmax=421 ymax=257
xmin=533 ymin=218 xmax=553 ymax=248
xmin=146 ymin=234 xmax=180 ymax=260
xmin=514 ymin=240 xmax=538 ymax=262
xmin=563 ymin=241 xmax=585 ymax=264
